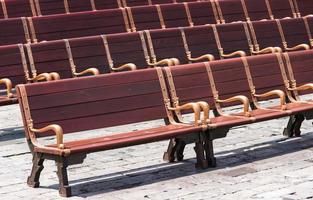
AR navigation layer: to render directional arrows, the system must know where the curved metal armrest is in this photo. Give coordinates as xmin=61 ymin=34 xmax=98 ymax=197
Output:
xmin=74 ymin=68 xmax=100 ymax=76
xmin=289 ymin=83 xmax=313 ymax=91
xmin=217 ymin=95 xmax=250 ymax=117
xmin=49 ymin=72 xmax=60 ymax=80
xmin=168 ymin=102 xmax=201 ymax=126
xmin=30 ymin=124 xmax=65 ymax=149
xmin=148 ymin=58 xmax=175 ymax=67
xmin=197 ymin=101 xmax=210 ymax=124
xmin=31 ymin=73 xmax=52 ymax=82
xmin=252 ymin=47 xmax=276 ymax=54
xmin=111 ymin=63 xmax=137 ymax=72
xmin=221 ymin=50 xmax=246 ymax=58
xmin=254 ymin=90 xmax=286 ymax=110
xmin=188 ymin=54 xmax=215 ymax=62
xmin=0 ymin=78 xmax=13 ymax=98
xmin=30 ymin=124 xmax=70 ymax=156
xmin=171 ymin=58 xmax=180 ymax=66
xmin=285 ymin=44 xmax=310 ymax=51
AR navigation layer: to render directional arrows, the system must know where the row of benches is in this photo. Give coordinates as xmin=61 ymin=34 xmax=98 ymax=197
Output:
xmin=0 ymin=0 xmax=202 ymax=19
xmin=2 ymin=16 xmax=313 ymax=104
xmin=17 ymin=49 xmax=313 ymax=197
xmin=2 ymin=0 xmax=313 ymax=20
xmin=2 ymin=0 xmax=313 ymax=46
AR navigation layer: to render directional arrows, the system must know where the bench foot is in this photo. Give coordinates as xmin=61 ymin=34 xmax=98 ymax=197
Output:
xmin=203 ymin=137 xmax=217 ymax=168
xmin=283 ymin=114 xmax=305 ymax=137
xmin=56 ymin=157 xmax=72 ymax=197
xmin=163 ymin=139 xmax=185 ymax=162
xmin=27 ymin=153 xmax=44 ymax=188
xmin=194 ymin=134 xmax=216 ymax=169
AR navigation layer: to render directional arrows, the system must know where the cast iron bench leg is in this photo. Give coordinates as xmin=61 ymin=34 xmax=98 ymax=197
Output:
xmin=194 ymin=140 xmax=209 ymax=169
xmin=163 ymin=139 xmax=185 ymax=162
xmin=27 ymin=153 xmax=44 ymax=188
xmin=283 ymin=114 xmax=305 ymax=137
xmin=56 ymin=157 xmax=71 ymax=197
xmin=203 ymin=135 xmax=217 ymax=167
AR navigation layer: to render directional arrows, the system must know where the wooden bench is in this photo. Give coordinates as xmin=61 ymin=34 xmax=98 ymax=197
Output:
xmin=144 ymin=22 xmax=277 ymax=65
xmin=27 ymin=8 xmax=131 ymax=43
xmin=16 ymin=67 xmax=209 ymax=197
xmin=248 ymin=18 xmax=310 ymax=52
xmin=34 ymin=0 xmax=123 ymax=16
xmin=216 ymin=0 xmax=297 ymax=23
xmin=126 ymin=1 xmax=219 ymax=31
xmin=0 ymin=0 xmax=36 ymax=19
xmin=163 ymin=52 xmax=313 ymax=163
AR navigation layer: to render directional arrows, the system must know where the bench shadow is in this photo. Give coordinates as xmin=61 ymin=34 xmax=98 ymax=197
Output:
xmin=0 ymin=127 xmax=25 ymax=142
xmin=46 ymin=132 xmax=313 ymax=198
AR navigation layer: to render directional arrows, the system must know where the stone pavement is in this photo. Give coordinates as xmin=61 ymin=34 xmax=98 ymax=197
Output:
xmin=1 ymin=103 xmax=313 ymax=200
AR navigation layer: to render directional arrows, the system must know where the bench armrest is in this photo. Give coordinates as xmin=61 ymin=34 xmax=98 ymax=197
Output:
xmin=31 ymin=73 xmax=52 ymax=82
xmin=0 ymin=78 xmax=13 ymax=98
xmin=148 ymin=58 xmax=178 ymax=67
xmin=30 ymin=124 xmax=65 ymax=149
xmin=285 ymin=44 xmax=310 ymax=51
xmin=197 ymin=101 xmax=210 ymax=124
xmin=49 ymin=72 xmax=60 ymax=80
xmin=254 ymin=90 xmax=286 ymax=110
xmin=29 ymin=124 xmax=70 ymax=155
xmin=168 ymin=102 xmax=201 ymax=126
xmin=217 ymin=95 xmax=250 ymax=117
xmin=252 ymin=47 xmax=276 ymax=54
xmin=111 ymin=63 xmax=137 ymax=72
xmin=171 ymin=58 xmax=180 ymax=65
xmin=289 ymin=83 xmax=313 ymax=92
xmin=74 ymin=68 xmax=100 ymax=77
xmin=221 ymin=50 xmax=246 ymax=58
xmin=188 ymin=54 xmax=215 ymax=62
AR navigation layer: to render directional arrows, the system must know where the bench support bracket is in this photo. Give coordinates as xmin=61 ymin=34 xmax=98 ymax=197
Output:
xmin=56 ymin=157 xmax=71 ymax=197
xmin=27 ymin=153 xmax=44 ymax=188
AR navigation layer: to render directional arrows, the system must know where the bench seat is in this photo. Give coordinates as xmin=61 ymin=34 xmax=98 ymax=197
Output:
xmin=46 ymin=124 xmax=202 ymax=154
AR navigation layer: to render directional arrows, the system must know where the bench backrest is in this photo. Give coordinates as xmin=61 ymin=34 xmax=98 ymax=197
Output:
xmin=34 ymin=0 xmax=122 ymax=16
xmin=145 ymin=28 xmax=188 ymax=64
xmin=0 ymin=44 xmax=28 ymax=89
xmin=123 ymin=0 xmax=172 ymax=7
xmin=215 ymin=0 xmax=247 ymax=23
xmin=215 ymin=22 xmax=252 ymax=56
xmin=249 ymin=20 xmax=283 ymax=51
xmin=0 ymin=17 xmax=30 ymax=46
xmin=278 ymin=17 xmax=310 ymax=48
xmin=127 ymin=2 xmax=218 ymax=31
xmin=283 ymin=50 xmax=313 ymax=95
xmin=182 ymin=25 xmax=220 ymax=60
xmin=245 ymin=53 xmax=288 ymax=96
xmin=66 ymin=36 xmax=111 ymax=74
xmin=209 ymin=57 xmax=252 ymax=105
xmin=244 ymin=0 xmax=272 ymax=21
xmin=28 ymin=8 xmax=130 ymax=42
xmin=1 ymin=0 xmax=36 ymax=19
xmin=267 ymin=0 xmax=296 ymax=19
xmin=294 ymin=0 xmax=313 ymax=17
xmin=16 ymin=68 xmax=172 ymax=137
xmin=187 ymin=1 xmax=220 ymax=25
xmin=164 ymin=62 xmax=215 ymax=114
xmin=104 ymin=32 xmax=148 ymax=69
xmin=25 ymin=40 xmax=73 ymax=79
